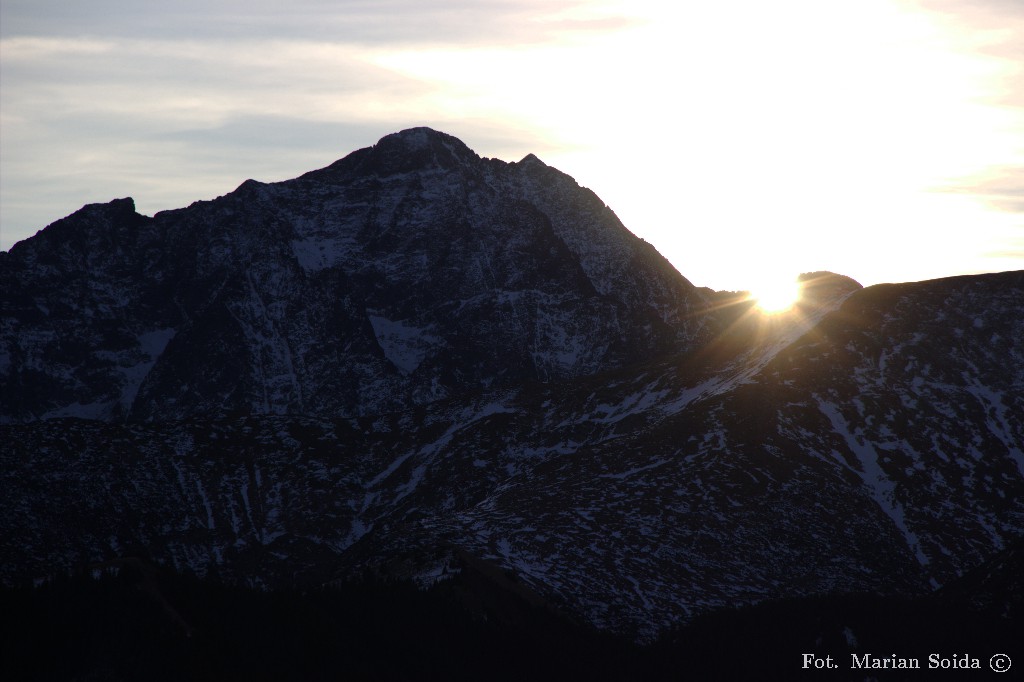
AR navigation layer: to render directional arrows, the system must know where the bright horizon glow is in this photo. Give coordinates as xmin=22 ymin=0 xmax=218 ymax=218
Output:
xmin=1 ymin=0 xmax=1021 ymax=292
xmin=750 ymin=278 xmax=803 ymax=314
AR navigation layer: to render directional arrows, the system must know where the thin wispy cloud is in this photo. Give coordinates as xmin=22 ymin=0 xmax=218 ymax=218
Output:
xmin=2 ymin=0 xmax=627 ymax=45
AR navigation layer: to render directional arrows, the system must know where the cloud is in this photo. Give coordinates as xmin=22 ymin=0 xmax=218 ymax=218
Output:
xmin=904 ymin=0 xmax=1024 ymax=21
xmin=938 ymin=165 xmax=1024 ymax=213
xmin=0 ymin=0 xmax=633 ymax=47
xmin=900 ymin=0 xmax=1024 ymax=63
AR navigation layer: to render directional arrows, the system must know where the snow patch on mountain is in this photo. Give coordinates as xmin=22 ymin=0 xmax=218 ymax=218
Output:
xmin=119 ymin=328 xmax=176 ymax=409
xmin=367 ymin=313 xmax=442 ymax=375
xmin=291 ymin=236 xmax=356 ymax=271
xmin=41 ymin=400 xmax=119 ymax=421
xmin=816 ymin=398 xmax=929 ymax=567
xmin=961 ymin=375 xmax=1024 ymax=477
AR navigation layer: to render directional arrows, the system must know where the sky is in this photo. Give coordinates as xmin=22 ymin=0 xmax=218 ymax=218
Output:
xmin=1 ymin=0 xmax=1022 ymax=292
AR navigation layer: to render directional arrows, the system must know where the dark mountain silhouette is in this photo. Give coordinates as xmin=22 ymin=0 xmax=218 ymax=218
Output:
xmin=2 ymin=128 xmax=707 ymax=424
xmin=1 ymin=129 xmax=1021 ymax=663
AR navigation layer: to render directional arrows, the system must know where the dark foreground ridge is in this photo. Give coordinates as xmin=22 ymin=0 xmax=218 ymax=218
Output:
xmin=3 ymin=545 xmax=1021 ymax=681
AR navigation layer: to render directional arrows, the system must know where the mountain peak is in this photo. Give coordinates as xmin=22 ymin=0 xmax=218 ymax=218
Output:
xmin=1 ymin=127 xmax=709 ymax=423
xmin=796 ymin=271 xmax=863 ymax=307
xmin=379 ymin=126 xmax=455 ymax=148
xmin=72 ymin=196 xmax=138 ymax=220
xmin=364 ymin=127 xmax=478 ymax=174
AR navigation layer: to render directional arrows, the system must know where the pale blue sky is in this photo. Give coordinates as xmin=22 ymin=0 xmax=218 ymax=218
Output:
xmin=2 ymin=0 xmax=1022 ymax=291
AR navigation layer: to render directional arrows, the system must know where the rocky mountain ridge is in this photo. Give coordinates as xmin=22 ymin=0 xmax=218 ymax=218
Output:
xmin=2 ymin=128 xmax=707 ymax=424
xmin=2 ymin=129 xmax=1022 ymax=642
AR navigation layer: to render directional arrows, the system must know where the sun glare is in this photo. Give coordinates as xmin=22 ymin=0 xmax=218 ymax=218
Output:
xmin=751 ymin=278 xmax=802 ymax=314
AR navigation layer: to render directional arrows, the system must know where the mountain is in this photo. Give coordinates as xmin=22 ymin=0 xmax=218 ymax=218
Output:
xmin=2 ymin=128 xmax=1022 ymax=646
xmin=1 ymin=128 xmax=708 ymax=424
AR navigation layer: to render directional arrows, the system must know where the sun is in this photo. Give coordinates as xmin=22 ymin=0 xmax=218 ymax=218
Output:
xmin=750 ymin=277 xmax=802 ymax=314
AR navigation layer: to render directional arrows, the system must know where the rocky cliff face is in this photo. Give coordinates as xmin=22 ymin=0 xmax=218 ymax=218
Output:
xmin=1 ymin=128 xmax=707 ymax=424
xmin=2 ymin=129 xmax=1021 ymax=641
